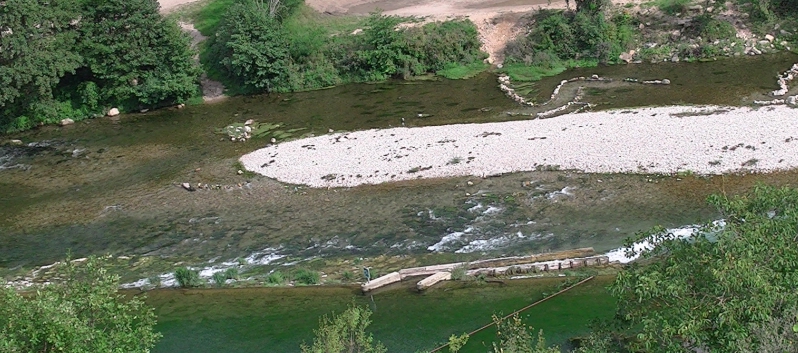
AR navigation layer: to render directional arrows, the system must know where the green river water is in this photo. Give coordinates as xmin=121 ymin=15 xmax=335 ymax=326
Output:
xmin=2 ymin=53 xmax=798 ymax=352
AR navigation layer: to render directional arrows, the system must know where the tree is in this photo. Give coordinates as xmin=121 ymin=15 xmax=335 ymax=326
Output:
xmin=0 ymin=256 xmax=162 ymax=352
xmin=77 ymin=0 xmax=200 ymax=109
xmin=206 ymin=1 xmax=290 ymax=93
xmin=491 ymin=314 xmax=559 ymax=353
xmin=611 ymin=184 xmax=798 ymax=352
xmin=0 ymin=0 xmax=83 ymax=130
xmin=300 ymin=304 xmax=387 ymax=353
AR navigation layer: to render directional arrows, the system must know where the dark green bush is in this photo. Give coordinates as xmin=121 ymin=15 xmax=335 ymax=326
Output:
xmin=0 ymin=0 xmax=200 ymax=133
xmin=205 ymin=1 xmax=291 ymax=93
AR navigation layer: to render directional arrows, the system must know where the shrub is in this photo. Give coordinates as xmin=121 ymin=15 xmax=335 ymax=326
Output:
xmin=341 ymin=270 xmax=355 ymax=281
xmin=0 ymin=256 xmax=161 ymax=352
xmin=300 ymin=304 xmax=387 ymax=353
xmin=294 ymin=268 xmax=321 ymax=285
xmin=174 ymin=267 xmax=202 ymax=288
xmin=205 ymin=1 xmax=291 ymax=93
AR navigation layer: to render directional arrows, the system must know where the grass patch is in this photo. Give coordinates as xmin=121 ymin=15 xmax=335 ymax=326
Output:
xmin=174 ymin=267 xmax=202 ymax=288
xmin=266 ymin=271 xmax=286 ymax=285
xmin=502 ymin=59 xmax=598 ymax=82
xmin=293 ymin=268 xmax=321 ymax=285
xmin=436 ymin=62 xmax=490 ymax=80
xmin=193 ymin=0 xmax=236 ymax=36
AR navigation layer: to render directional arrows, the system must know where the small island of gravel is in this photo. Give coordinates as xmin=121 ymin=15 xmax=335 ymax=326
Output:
xmin=240 ymin=104 xmax=798 ymax=188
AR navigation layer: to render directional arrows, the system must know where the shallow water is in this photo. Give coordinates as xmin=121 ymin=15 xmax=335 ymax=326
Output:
xmin=0 ymin=54 xmax=796 ymax=272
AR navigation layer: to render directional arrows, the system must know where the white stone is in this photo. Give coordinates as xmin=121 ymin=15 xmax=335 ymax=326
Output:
xmin=107 ymin=108 xmax=120 ymax=117
xmin=765 ymin=34 xmax=775 ymax=42
xmin=59 ymin=118 xmax=74 ymax=126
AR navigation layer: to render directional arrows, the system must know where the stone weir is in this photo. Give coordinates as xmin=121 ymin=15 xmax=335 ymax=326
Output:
xmin=361 ymin=248 xmax=610 ymax=292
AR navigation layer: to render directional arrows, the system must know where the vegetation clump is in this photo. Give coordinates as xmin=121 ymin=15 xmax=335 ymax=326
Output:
xmin=0 ymin=0 xmax=201 ymax=132
xmin=293 ymin=268 xmax=321 ymax=285
xmin=174 ymin=266 xmax=202 ymax=288
xmin=204 ymin=0 xmax=488 ymax=94
xmin=0 ymin=256 xmax=161 ymax=352
xmin=611 ymin=184 xmax=798 ymax=352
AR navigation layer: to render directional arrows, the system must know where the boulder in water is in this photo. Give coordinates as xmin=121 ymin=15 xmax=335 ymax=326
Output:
xmin=59 ymin=118 xmax=74 ymax=126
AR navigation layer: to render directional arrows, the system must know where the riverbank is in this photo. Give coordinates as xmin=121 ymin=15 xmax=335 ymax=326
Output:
xmin=241 ymin=104 xmax=798 ymax=188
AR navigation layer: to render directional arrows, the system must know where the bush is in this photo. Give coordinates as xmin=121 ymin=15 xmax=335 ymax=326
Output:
xmin=301 ymin=304 xmax=387 ymax=353
xmin=503 ymin=8 xmax=634 ymax=80
xmin=174 ymin=267 xmax=202 ymax=288
xmin=205 ymin=1 xmax=291 ymax=93
xmin=294 ymin=268 xmax=321 ymax=285
xmin=0 ymin=256 xmax=162 ymax=352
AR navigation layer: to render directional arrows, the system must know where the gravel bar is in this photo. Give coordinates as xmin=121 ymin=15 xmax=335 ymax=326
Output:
xmin=240 ymin=105 xmax=798 ymax=188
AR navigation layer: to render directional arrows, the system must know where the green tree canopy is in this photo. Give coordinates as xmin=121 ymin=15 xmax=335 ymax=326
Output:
xmin=0 ymin=256 xmax=161 ymax=352
xmin=205 ymin=0 xmax=290 ymax=93
xmin=300 ymin=304 xmax=387 ymax=353
xmin=611 ymin=184 xmax=798 ymax=352
xmin=0 ymin=0 xmax=199 ymax=132
xmin=77 ymin=0 xmax=201 ymax=108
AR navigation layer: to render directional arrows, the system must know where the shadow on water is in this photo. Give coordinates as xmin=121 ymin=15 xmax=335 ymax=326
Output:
xmin=146 ymin=276 xmax=616 ymax=353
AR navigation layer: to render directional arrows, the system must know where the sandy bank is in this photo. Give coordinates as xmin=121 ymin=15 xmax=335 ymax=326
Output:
xmin=240 ymin=105 xmax=798 ymax=188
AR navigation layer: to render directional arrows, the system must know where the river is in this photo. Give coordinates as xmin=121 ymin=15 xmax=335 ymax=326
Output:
xmin=2 ymin=53 xmax=798 ymax=352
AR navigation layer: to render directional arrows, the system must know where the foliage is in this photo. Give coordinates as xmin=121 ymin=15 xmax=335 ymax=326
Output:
xmin=300 ymin=304 xmax=387 ymax=353
xmin=174 ymin=267 xmax=202 ymax=288
xmin=611 ymin=184 xmax=798 ymax=352
xmin=651 ymin=0 xmax=691 ymax=16
xmin=266 ymin=270 xmax=285 ymax=285
xmin=212 ymin=272 xmax=227 ymax=287
xmin=203 ymin=3 xmax=487 ymax=93
xmin=450 ymin=263 xmax=469 ymax=281
xmin=293 ymin=268 xmax=321 ymax=285
xmin=224 ymin=267 xmax=239 ymax=280
xmin=491 ymin=313 xmax=560 ymax=353
xmin=0 ymin=0 xmax=200 ymax=132
xmin=436 ymin=62 xmax=490 ymax=80
xmin=205 ymin=0 xmax=291 ymax=93
xmin=0 ymin=256 xmax=161 ymax=352
xmin=692 ymin=14 xmax=736 ymax=42
xmin=447 ymin=333 xmax=470 ymax=353
xmin=504 ymin=7 xmax=634 ymax=81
